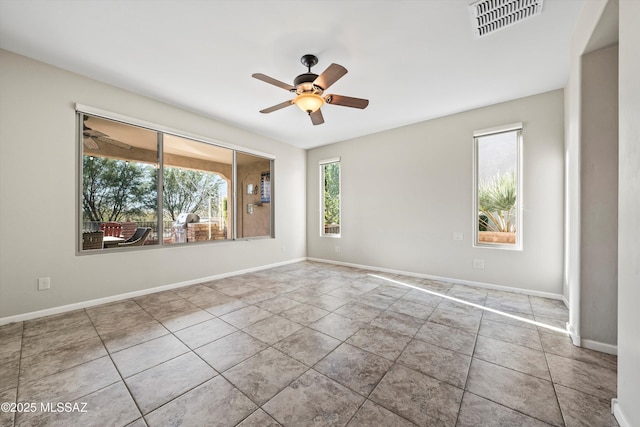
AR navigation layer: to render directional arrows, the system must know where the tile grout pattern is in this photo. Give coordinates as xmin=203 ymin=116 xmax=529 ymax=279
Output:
xmin=0 ymin=261 xmax=619 ymax=426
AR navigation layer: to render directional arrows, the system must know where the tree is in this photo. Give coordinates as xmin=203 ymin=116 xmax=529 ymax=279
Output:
xmin=478 ymin=171 xmax=516 ymax=233
xmin=163 ymin=167 xmax=224 ymax=220
xmin=323 ymin=162 xmax=340 ymax=226
xmin=82 ymin=156 xmax=155 ymax=222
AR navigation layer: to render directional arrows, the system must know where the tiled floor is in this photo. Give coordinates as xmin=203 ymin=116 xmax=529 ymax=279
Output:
xmin=0 ymin=261 xmax=618 ymax=426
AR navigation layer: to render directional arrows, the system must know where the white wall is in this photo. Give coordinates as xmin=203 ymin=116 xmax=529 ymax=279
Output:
xmin=616 ymin=0 xmax=640 ymax=424
xmin=307 ymin=90 xmax=565 ymax=295
xmin=0 ymin=49 xmax=306 ymax=320
xmin=580 ymin=44 xmax=618 ymax=347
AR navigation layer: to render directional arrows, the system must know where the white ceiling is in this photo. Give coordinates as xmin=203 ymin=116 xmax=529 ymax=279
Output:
xmin=0 ymin=0 xmax=585 ymax=149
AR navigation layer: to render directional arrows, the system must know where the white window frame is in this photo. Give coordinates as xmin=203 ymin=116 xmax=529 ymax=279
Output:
xmin=320 ymin=157 xmax=341 ymax=238
xmin=472 ymin=123 xmax=523 ymax=250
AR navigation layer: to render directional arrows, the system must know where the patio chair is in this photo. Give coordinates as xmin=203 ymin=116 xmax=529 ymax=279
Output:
xmin=118 ymin=227 xmax=151 ymax=247
xmin=100 ymin=221 xmax=122 ymax=237
xmin=82 ymin=230 xmax=104 ymax=250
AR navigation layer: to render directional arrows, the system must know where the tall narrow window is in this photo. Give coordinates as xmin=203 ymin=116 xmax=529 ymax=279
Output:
xmin=473 ymin=124 xmax=522 ymax=249
xmin=320 ymin=158 xmax=341 ymax=237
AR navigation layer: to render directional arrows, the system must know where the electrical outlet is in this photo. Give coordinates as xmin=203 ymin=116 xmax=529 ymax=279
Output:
xmin=335 ymin=246 xmax=341 ymax=253
xmin=473 ymin=259 xmax=485 ymax=269
xmin=38 ymin=277 xmax=51 ymax=291
xmin=453 ymin=232 xmax=464 ymax=241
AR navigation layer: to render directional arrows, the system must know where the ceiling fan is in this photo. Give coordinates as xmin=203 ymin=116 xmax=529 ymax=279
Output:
xmin=83 ymin=117 xmax=131 ymax=150
xmin=252 ymin=54 xmax=369 ymax=125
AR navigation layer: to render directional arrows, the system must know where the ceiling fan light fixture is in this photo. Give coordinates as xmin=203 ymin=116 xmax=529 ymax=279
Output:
xmin=294 ymin=92 xmax=325 ymax=113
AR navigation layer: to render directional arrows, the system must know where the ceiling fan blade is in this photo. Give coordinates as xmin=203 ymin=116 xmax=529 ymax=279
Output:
xmin=83 ymin=128 xmax=108 ymax=138
xmin=97 ymin=136 xmax=132 ymax=150
xmin=83 ymin=136 xmax=100 ymax=150
xmin=260 ymin=100 xmax=294 ymax=114
xmin=325 ymin=94 xmax=369 ymax=109
xmin=252 ymin=73 xmax=296 ymax=92
xmin=310 ymin=109 xmax=324 ymax=126
xmin=313 ymin=63 xmax=347 ymax=90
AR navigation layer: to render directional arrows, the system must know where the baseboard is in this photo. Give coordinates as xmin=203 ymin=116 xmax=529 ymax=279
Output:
xmin=566 ymin=322 xmax=581 ymax=346
xmin=612 ymin=399 xmax=632 ymax=427
xmin=307 ymin=257 xmax=565 ymax=301
xmin=0 ymin=257 xmax=306 ymax=326
xmin=582 ymin=338 xmax=618 ymax=355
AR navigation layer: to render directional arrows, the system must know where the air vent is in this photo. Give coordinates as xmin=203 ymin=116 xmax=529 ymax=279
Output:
xmin=470 ymin=0 xmax=544 ymax=37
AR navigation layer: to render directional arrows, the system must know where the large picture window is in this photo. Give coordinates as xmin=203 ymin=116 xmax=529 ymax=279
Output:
xmin=320 ymin=158 xmax=341 ymax=237
xmin=78 ymin=109 xmax=273 ymax=252
xmin=473 ymin=124 xmax=522 ymax=249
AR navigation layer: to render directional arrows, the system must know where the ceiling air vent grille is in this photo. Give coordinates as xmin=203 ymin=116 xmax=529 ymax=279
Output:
xmin=470 ymin=0 xmax=544 ymax=37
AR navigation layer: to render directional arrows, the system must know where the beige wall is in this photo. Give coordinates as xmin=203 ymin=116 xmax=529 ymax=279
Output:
xmin=580 ymin=44 xmax=619 ymax=347
xmin=0 ymin=49 xmax=306 ymax=320
xmin=307 ymin=90 xmax=565 ymax=295
xmin=617 ymin=1 xmax=640 ymax=424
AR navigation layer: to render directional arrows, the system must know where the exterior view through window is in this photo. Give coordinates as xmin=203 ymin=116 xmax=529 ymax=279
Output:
xmin=474 ymin=124 xmax=522 ymax=249
xmin=320 ymin=159 xmax=341 ymax=236
xmin=79 ymin=111 xmax=272 ymax=252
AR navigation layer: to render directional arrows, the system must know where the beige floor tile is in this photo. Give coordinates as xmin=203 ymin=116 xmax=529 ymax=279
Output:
xmin=255 ymin=296 xmax=301 ymax=314
xmin=347 ymin=325 xmax=412 ymax=361
xmin=546 ymin=353 xmax=617 ymax=400
xmin=370 ymin=311 xmax=424 ymax=337
xmin=539 ymin=331 xmax=617 ymax=370
xmin=414 ymin=321 xmax=477 ymax=356
xmin=473 ymin=335 xmax=550 ymax=380
xmin=370 ymin=364 xmax=463 ymax=426
xmin=237 ymin=409 xmax=282 ymax=426
xmin=125 ymin=352 xmax=216 ymax=414
xmin=195 ymin=331 xmax=268 ymax=372
xmin=466 ymin=358 xmax=564 ymax=426
xmin=112 ymin=334 xmax=190 ymax=378
xmin=397 ymin=339 xmax=471 ymax=388
xmin=220 ymin=305 xmax=272 ymax=329
xmin=16 ymin=381 xmax=140 ymax=427
xmin=310 ymin=313 xmax=365 ymax=341
xmin=387 ymin=299 xmax=435 ymax=320
xmin=273 ymin=327 xmax=341 ymax=366
xmin=347 ymin=400 xmax=417 ymax=426
xmin=19 ymin=335 xmax=107 ymax=382
xmin=223 ymin=347 xmax=307 ymax=405
xmin=279 ymin=303 xmax=329 ymax=325
xmin=173 ymin=317 xmax=237 ymax=349
xmin=428 ymin=306 xmax=482 ymax=333
xmin=555 ymin=383 xmax=620 ymax=427
xmin=479 ymin=318 xmax=543 ymax=350
xmin=315 ymin=343 xmax=392 ymax=396
xmin=457 ymin=392 xmax=551 ymax=427
xmin=144 ymin=376 xmax=257 ymax=427
xmin=0 ymin=388 xmax=16 ymax=427
xmin=18 ymin=356 xmax=120 ymax=405
xmin=243 ymin=315 xmax=304 ymax=345
xmin=335 ymin=301 xmax=383 ymax=322
xmin=263 ymin=370 xmax=365 ymax=426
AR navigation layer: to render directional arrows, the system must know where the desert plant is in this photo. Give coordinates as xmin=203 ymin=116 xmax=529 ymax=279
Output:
xmin=478 ymin=172 xmax=516 ymax=233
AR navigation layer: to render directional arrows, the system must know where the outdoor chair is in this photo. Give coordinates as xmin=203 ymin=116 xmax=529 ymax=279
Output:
xmin=82 ymin=230 xmax=104 ymax=250
xmin=118 ymin=227 xmax=151 ymax=247
xmin=100 ymin=221 xmax=122 ymax=237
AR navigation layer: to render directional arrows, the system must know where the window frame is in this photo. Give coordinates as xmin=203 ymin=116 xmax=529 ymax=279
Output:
xmin=472 ymin=123 xmax=523 ymax=250
xmin=76 ymin=104 xmax=275 ymax=253
xmin=319 ymin=157 xmax=341 ymax=238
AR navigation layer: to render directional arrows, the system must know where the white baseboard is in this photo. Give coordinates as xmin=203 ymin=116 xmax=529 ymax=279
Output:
xmin=566 ymin=322 xmax=581 ymax=346
xmin=612 ymin=399 xmax=632 ymax=427
xmin=307 ymin=257 xmax=565 ymax=301
xmin=582 ymin=338 xmax=618 ymax=355
xmin=0 ymin=258 xmax=306 ymax=326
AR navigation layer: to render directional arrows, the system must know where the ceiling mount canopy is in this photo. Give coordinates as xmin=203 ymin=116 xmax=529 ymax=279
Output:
xmin=252 ymin=54 xmax=369 ymax=126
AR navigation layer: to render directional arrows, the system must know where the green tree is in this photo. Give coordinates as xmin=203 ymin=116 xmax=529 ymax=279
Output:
xmin=323 ymin=162 xmax=340 ymax=226
xmin=163 ymin=167 xmax=224 ymax=220
xmin=478 ymin=172 xmax=516 ymax=233
xmin=82 ymin=156 xmax=155 ymax=222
